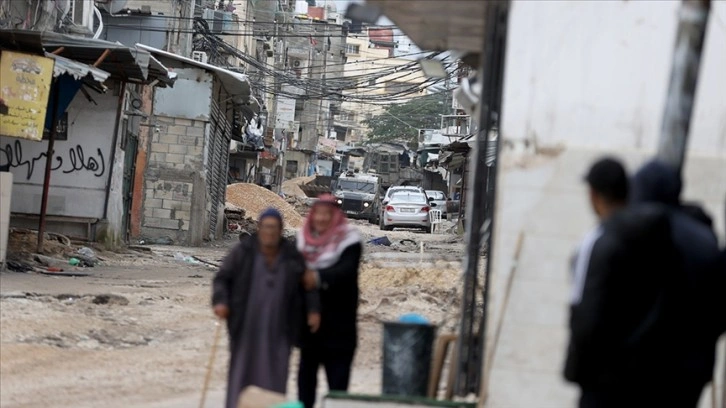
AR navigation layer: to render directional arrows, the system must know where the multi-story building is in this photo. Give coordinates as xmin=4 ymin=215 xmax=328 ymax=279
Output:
xmin=335 ymin=27 xmax=427 ymax=144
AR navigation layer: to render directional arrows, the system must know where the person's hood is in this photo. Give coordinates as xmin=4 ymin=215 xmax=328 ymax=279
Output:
xmin=630 ymin=160 xmax=681 ymax=206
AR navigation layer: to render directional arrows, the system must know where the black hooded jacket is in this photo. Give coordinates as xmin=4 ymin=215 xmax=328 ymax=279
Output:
xmin=631 ymin=160 xmax=724 ymax=386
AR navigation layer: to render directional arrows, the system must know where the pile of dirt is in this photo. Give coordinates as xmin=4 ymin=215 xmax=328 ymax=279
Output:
xmin=6 ymin=229 xmax=74 ymax=260
xmin=226 ymin=183 xmax=304 ymax=228
xmin=281 ymin=175 xmax=315 ymax=198
xmin=358 ymin=264 xmax=461 ymax=292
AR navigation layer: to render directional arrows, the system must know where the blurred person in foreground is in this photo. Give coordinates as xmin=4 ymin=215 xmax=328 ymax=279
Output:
xmin=630 ymin=160 xmax=725 ymax=407
xmin=564 ymin=157 xmax=680 ymax=407
xmin=212 ymin=208 xmax=321 ymax=408
xmin=296 ymin=194 xmax=363 ymax=408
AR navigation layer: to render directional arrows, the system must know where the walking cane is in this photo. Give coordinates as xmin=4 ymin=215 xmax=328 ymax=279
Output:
xmin=199 ymin=320 xmax=223 ymax=408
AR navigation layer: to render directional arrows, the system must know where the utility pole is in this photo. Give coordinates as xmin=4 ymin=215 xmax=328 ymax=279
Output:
xmin=454 ymin=0 xmax=509 ymax=398
xmin=657 ymin=0 xmax=710 ymax=172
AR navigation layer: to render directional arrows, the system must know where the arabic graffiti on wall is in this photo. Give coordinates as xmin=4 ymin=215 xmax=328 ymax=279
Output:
xmin=0 ymin=51 xmax=54 ymax=141
xmin=0 ymin=139 xmax=106 ymax=181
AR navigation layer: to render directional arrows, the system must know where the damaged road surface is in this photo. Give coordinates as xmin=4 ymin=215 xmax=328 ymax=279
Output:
xmin=0 ymin=223 xmax=469 ymax=407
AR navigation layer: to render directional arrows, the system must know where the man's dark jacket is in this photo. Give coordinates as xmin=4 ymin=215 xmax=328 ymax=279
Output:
xmin=212 ymin=235 xmax=320 ymax=348
xmin=631 ymin=161 xmax=724 ymax=389
xmin=300 ymin=242 xmax=363 ymax=352
xmin=564 ymin=204 xmax=681 ymax=390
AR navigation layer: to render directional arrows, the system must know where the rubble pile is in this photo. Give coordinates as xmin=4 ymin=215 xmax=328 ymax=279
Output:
xmin=281 ymin=175 xmax=316 ymax=198
xmin=285 ymin=195 xmax=313 ymax=217
xmin=224 ymin=203 xmax=258 ymax=235
xmin=226 ymin=183 xmax=304 ymax=228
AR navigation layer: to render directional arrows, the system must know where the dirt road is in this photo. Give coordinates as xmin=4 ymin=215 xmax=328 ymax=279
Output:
xmin=0 ymin=223 xmax=466 ymax=407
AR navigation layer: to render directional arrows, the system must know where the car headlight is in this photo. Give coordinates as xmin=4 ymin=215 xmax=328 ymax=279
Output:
xmin=337 ymin=199 xmax=343 ymax=204
xmin=363 ymin=202 xmax=369 ymax=207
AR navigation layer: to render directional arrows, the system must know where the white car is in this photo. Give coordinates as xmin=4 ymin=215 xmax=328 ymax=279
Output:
xmin=425 ymin=190 xmax=447 ymax=215
xmin=377 ymin=186 xmax=425 ymax=227
xmin=380 ymin=191 xmax=432 ymax=233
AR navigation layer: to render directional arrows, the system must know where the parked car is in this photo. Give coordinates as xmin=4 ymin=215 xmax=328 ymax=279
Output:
xmin=425 ymin=190 xmax=447 ymax=215
xmin=377 ymin=185 xmax=425 ymax=228
xmin=380 ymin=191 xmax=431 ymax=233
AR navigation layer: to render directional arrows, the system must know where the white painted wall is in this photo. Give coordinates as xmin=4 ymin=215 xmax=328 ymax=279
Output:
xmin=502 ymin=0 xmax=726 ymax=156
xmin=0 ymin=90 xmax=118 ymax=219
xmin=484 ymin=2 xmax=726 ymax=407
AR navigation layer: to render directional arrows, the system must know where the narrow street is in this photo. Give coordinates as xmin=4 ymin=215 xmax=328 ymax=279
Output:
xmin=0 ymin=222 xmax=468 ymax=407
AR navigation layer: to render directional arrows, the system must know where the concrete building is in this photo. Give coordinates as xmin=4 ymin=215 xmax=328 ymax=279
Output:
xmin=129 ymin=45 xmax=257 ymax=246
xmin=0 ymin=27 xmax=173 ymax=249
xmin=335 ymin=27 xmax=427 ymax=144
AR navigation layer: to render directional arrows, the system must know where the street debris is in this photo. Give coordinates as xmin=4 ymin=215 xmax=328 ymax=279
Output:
xmin=368 ymin=236 xmax=392 ymax=246
xmin=226 ymin=183 xmax=304 ymax=228
xmin=281 ymin=175 xmax=315 ymax=198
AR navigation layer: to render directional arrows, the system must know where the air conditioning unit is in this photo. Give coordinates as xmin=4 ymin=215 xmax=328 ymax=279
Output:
xmin=192 ymin=51 xmax=209 ymax=64
xmin=202 ymin=9 xmax=234 ymax=33
xmin=292 ymin=59 xmax=302 ymax=68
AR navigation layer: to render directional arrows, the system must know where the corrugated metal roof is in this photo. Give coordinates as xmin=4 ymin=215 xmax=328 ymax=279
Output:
xmin=0 ymin=29 xmax=173 ymax=85
xmin=136 ymin=44 xmax=253 ymax=103
xmin=44 ymin=52 xmax=110 ymax=83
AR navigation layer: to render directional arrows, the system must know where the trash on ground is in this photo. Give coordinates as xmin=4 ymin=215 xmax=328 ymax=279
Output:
xmin=368 ymin=236 xmax=392 ymax=246
xmin=173 ymin=252 xmax=200 ymax=264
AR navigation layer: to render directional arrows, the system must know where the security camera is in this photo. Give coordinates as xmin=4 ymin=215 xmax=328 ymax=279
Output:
xmin=154 ymin=127 xmax=161 ymax=134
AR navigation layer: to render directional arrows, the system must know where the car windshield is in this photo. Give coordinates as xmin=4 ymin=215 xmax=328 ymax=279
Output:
xmin=337 ymin=180 xmax=376 ymax=193
xmin=388 ymin=188 xmax=419 ymax=198
xmin=426 ymin=191 xmax=445 ymax=200
xmin=390 ymin=193 xmax=428 ymax=205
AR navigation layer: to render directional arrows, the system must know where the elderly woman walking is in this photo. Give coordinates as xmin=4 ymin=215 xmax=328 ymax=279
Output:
xmin=296 ymin=194 xmax=363 ymax=408
xmin=212 ymin=208 xmax=321 ymax=408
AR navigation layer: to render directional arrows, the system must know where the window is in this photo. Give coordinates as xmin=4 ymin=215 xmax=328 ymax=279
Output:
xmin=345 ymin=44 xmax=360 ymax=55
xmin=286 ymin=160 xmax=298 ymax=174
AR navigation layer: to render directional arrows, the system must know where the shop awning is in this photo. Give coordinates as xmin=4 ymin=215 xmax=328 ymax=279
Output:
xmin=135 ymin=44 xmax=256 ymax=110
xmin=0 ymin=30 xmax=175 ymax=86
xmin=44 ymin=52 xmax=110 ymax=84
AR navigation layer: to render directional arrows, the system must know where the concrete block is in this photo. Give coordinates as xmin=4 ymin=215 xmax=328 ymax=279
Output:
xmin=160 ymin=218 xmax=180 ymax=230
xmin=150 ymin=143 xmax=169 ymax=153
xmin=159 ymin=134 xmax=179 ymax=145
xmin=165 ymin=153 xmax=185 ymax=164
xmin=149 ymin=152 xmax=166 ymax=163
xmin=163 ymin=199 xmax=183 ymax=210
xmin=167 ymin=125 xmax=187 ymax=135
xmin=186 ymin=146 xmax=203 ymax=156
xmin=180 ymin=220 xmax=190 ymax=231
xmin=173 ymin=163 xmax=187 ymax=170
xmin=143 ymin=206 xmax=154 ymax=218
xmin=168 ymin=144 xmax=187 ymax=154
xmin=186 ymin=126 xmax=204 ymax=137
xmin=152 ymin=208 xmax=171 ymax=219
xmin=146 ymin=198 xmax=163 ymax=209
xmin=184 ymin=155 xmax=202 ymax=166
xmin=153 ymin=189 xmax=173 ymax=200
xmin=179 ymin=136 xmax=198 ymax=146
xmin=174 ymin=118 xmax=193 ymax=126
xmin=172 ymin=192 xmax=191 ymax=201
xmin=181 ymin=202 xmax=192 ymax=211
xmin=174 ymin=210 xmax=191 ymax=221
xmin=143 ymin=217 xmax=162 ymax=228
xmin=152 ymin=133 xmax=160 ymax=143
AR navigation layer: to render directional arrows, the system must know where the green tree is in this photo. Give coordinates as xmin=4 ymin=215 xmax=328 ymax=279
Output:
xmin=362 ymin=92 xmax=449 ymax=146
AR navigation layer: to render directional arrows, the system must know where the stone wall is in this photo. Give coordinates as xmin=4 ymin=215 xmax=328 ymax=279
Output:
xmin=139 ymin=116 xmax=208 ymax=245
